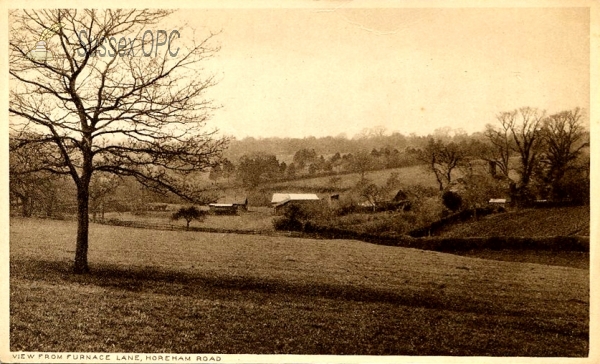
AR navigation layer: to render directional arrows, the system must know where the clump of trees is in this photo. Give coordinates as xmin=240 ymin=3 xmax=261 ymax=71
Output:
xmin=237 ymin=153 xmax=284 ymax=188
xmin=417 ymin=107 xmax=588 ymax=207
xmin=226 ymin=147 xmax=421 ymax=188
xmin=484 ymin=107 xmax=588 ymax=204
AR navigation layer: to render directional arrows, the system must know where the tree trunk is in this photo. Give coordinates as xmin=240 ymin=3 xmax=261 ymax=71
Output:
xmin=45 ymin=194 xmax=55 ymax=217
xmin=74 ymin=184 xmax=90 ymax=274
xmin=21 ymin=195 xmax=31 ymax=217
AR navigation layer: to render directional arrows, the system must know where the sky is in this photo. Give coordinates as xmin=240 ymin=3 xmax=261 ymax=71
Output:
xmin=146 ymin=6 xmax=588 ymax=139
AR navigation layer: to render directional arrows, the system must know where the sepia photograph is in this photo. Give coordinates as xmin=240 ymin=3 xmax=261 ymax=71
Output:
xmin=2 ymin=1 xmax=597 ymax=363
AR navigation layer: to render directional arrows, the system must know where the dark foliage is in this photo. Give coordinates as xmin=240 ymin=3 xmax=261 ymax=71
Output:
xmin=272 ymin=204 xmax=306 ymax=231
xmin=442 ymin=191 xmax=463 ymax=212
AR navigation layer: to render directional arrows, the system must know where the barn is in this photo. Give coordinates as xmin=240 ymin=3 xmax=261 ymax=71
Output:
xmin=271 ymin=193 xmax=321 ymax=215
xmin=208 ymin=198 xmax=248 ymax=215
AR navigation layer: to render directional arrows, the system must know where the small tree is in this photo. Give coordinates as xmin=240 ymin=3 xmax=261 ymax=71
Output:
xmin=172 ymin=206 xmax=206 ymax=229
xmin=360 ymin=183 xmax=388 ymax=212
xmin=350 ymin=151 xmax=375 ymax=179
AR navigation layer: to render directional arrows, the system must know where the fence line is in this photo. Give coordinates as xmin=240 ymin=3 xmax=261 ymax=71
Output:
xmin=94 ymin=218 xmax=272 ymax=236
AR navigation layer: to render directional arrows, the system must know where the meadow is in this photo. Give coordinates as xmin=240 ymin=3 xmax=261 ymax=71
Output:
xmin=10 ymin=218 xmax=589 ymax=355
xmin=270 ymin=165 xmax=439 ymax=191
xmin=437 ymin=206 xmax=590 ymax=238
xmin=101 ymin=207 xmax=275 ymax=232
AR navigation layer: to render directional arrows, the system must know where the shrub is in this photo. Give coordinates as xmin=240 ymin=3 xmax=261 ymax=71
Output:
xmin=272 ymin=216 xmax=303 ymax=231
xmin=412 ymin=196 xmax=445 ymax=228
xmin=335 ymin=194 xmax=361 ymax=216
xmin=272 ymin=204 xmax=306 ymax=231
xmin=442 ymin=190 xmax=462 ymax=212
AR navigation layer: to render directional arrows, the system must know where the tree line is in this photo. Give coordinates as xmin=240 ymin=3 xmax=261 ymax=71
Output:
xmin=211 ymin=146 xmax=422 ymax=188
xmin=418 ymin=107 xmax=589 ymax=206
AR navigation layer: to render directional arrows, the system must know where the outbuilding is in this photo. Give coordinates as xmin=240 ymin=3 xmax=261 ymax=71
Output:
xmin=209 ymin=197 xmax=248 ymax=215
xmin=271 ymin=193 xmax=321 ymax=215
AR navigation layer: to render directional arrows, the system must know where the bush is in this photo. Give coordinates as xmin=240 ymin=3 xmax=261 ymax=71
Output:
xmin=272 ymin=216 xmax=303 ymax=231
xmin=272 ymin=204 xmax=306 ymax=231
xmin=442 ymin=190 xmax=462 ymax=211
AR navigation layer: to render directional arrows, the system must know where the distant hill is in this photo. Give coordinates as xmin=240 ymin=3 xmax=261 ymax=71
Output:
xmin=437 ymin=206 xmax=589 ymax=238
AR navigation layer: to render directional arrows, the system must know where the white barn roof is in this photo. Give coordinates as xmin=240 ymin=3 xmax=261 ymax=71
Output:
xmin=271 ymin=193 xmax=320 ymax=205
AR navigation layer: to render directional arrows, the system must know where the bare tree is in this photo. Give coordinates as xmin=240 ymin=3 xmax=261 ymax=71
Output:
xmin=484 ymin=107 xmax=545 ymax=200
xmin=484 ymin=115 xmax=513 ymax=180
xmin=509 ymin=107 xmax=546 ymax=188
xmin=9 ymin=10 xmax=228 ymax=273
xmin=418 ymin=139 xmax=465 ymax=191
xmin=541 ymin=107 xmax=589 ymax=198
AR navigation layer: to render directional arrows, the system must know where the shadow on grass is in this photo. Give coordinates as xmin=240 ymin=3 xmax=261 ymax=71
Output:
xmin=451 ymin=249 xmax=589 ymax=269
xmin=10 ymin=258 xmax=587 ymax=331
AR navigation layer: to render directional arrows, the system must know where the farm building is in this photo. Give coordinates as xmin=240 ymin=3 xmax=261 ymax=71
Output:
xmin=271 ymin=193 xmax=321 ymax=215
xmin=208 ymin=198 xmax=248 ymax=215
xmin=358 ymin=189 xmax=411 ymax=212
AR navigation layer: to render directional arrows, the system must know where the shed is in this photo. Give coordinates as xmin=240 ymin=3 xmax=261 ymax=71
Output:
xmin=208 ymin=204 xmax=238 ymax=215
xmin=271 ymin=193 xmax=321 ymax=215
xmin=209 ymin=197 xmax=248 ymax=215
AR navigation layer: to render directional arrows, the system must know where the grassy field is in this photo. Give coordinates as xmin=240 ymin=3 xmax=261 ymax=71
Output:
xmin=10 ymin=218 xmax=588 ymax=355
xmin=101 ymin=207 xmax=275 ymax=232
xmin=269 ymin=165 xmax=439 ymax=190
xmin=437 ymin=206 xmax=590 ymax=238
